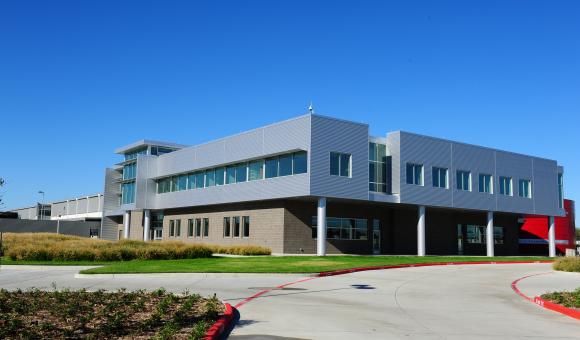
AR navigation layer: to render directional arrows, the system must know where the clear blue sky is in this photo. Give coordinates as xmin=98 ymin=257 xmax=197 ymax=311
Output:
xmin=1 ymin=1 xmax=578 ymax=222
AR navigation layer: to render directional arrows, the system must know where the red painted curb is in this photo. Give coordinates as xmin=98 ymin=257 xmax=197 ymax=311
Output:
xmin=511 ymin=273 xmax=580 ymax=320
xmin=317 ymin=260 xmax=553 ymax=277
xmin=204 ymin=303 xmax=234 ymax=340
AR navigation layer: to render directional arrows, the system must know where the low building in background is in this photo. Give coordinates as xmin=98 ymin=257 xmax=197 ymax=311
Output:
xmin=101 ymin=113 xmax=569 ymax=257
xmin=10 ymin=194 xmax=103 ymax=222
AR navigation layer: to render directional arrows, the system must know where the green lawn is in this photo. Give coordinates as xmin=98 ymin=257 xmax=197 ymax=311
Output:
xmin=76 ymin=255 xmax=551 ymax=274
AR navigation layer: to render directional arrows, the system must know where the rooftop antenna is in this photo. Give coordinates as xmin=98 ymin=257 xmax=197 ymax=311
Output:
xmin=308 ymin=102 xmax=315 ymax=114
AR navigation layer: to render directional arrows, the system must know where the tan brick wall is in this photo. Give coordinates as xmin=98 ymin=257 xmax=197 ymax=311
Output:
xmin=161 ymin=204 xmax=285 ymax=253
xmin=129 ymin=210 xmax=144 ymax=240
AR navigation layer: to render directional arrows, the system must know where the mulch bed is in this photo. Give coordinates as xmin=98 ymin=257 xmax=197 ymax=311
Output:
xmin=541 ymin=288 xmax=580 ymax=310
xmin=0 ymin=288 xmax=224 ymax=339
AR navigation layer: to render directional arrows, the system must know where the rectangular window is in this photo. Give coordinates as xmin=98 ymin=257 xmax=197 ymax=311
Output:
xmin=226 ymin=166 xmax=236 ymax=184
xmin=235 ymin=163 xmax=247 ymax=182
xmin=519 ymin=179 xmax=532 ymax=198
xmin=187 ymin=174 xmax=196 ymax=190
xmin=123 ymin=163 xmax=137 ymax=180
xmin=293 ymin=151 xmax=307 ymax=174
xmin=233 ymin=216 xmax=240 ymax=237
xmin=330 ymin=152 xmax=351 ymax=177
xmin=478 ymin=174 xmax=493 ymax=194
xmin=558 ymin=173 xmax=564 ymax=208
xmin=464 ymin=225 xmax=504 ymax=244
xmin=223 ymin=217 xmax=231 ymax=237
xmin=215 ymin=167 xmax=225 ymax=186
xmin=432 ymin=167 xmax=448 ymax=189
xmin=177 ymin=175 xmax=187 ymax=191
xmin=406 ymin=163 xmax=424 ymax=186
xmin=169 ymin=220 xmax=175 ymax=237
xmin=171 ymin=176 xmax=178 ymax=192
xmin=205 ymin=170 xmax=215 ymax=187
xmin=278 ymin=154 xmax=293 ymax=177
xmin=369 ymin=143 xmax=388 ymax=193
xmin=157 ymin=177 xmax=171 ymax=194
xmin=499 ymin=176 xmax=512 ymax=196
xmin=195 ymin=218 xmax=201 ymax=237
xmin=242 ymin=216 xmax=250 ymax=238
xmin=175 ymin=220 xmax=181 ymax=237
xmin=203 ymin=218 xmax=209 ymax=237
xmin=265 ymin=157 xmax=278 ymax=178
xmin=121 ymin=181 xmax=135 ymax=204
xmin=188 ymin=219 xmax=194 ymax=237
xmin=456 ymin=170 xmax=471 ymax=191
xmin=195 ymin=172 xmax=204 ymax=189
xmin=311 ymin=216 xmax=368 ymax=240
xmin=249 ymin=160 xmax=264 ymax=180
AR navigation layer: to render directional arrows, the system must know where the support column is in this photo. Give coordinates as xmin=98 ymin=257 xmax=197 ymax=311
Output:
xmin=548 ymin=216 xmax=556 ymax=258
xmin=143 ymin=209 xmax=151 ymax=241
xmin=123 ymin=211 xmax=131 ymax=239
xmin=317 ymin=197 xmax=327 ymax=256
xmin=417 ymin=206 xmax=426 ymax=256
xmin=486 ymin=211 xmax=494 ymax=257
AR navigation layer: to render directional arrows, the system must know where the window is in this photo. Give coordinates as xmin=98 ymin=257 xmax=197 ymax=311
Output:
xmin=203 ymin=218 xmax=209 ymax=237
xmin=123 ymin=163 xmax=137 ymax=180
xmin=226 ymin=166 xmax=236 ymax=184
xmin=330 ymin=152 xmax=351 ymax=177
xmin=278 ymin=154 xmax=293 ymax=177
xmin=215 ymin=167 xmax=225 ymax=186
xmin=235 ymin=163 xmax=247 ymax=182
xmin=157 ymin=177 xmax=171 ymax=193
xmin=265 ymin=157 xmax=278 ymax=178
xmin=464 ymin=225 xmax=504 ymax=244
xmin=558 ymin=173 xmax=564 ymax=208
xmin=293 ymin=151 xmax=307 ymax=174
xmin=456 ymin=170 xmax=471 ymax=191
xmin=205 ymin=170 xmax=215 ymax=187
xmin=121 ymin=181 xmax=135 ymax=204
xmin=195 ymin=218 xmax=201 ymax=237
xmin=499 ymin=176 xmax=512 ymax=196
xmin=187 ymin=174 xmax=196 ymax=190
xmin=188 ymin=219 xmax=194 ymax=237
xmin=242 ymin=216 xmax=250 ymax=237
xmin=223 ymin=217 xmax=231 ymax=237
xmin=171 ymin=176 xmax=178 ymax=192
xmin=519 ymin=179 xmax=532 ymax=198
xmin=406 ymin=163 xmax=423 ymax=186
xmin=432 ymin=167 xmax=448 ymax=189
xmin=124 ymin=147 xmax=147 ymax=161
xmin=369 ymin=143 xmax=388 ymax=193
xmin=175 ymin=220 xmax=181 ymax=237
xmin=195 ymin=172 xmax=204 ymax=189
xmin=233 ymin=216 xmax=240 ymax=237
xmin=311 ymin=216 xmax=368 ymax=240
xmin=169 ymin=220 xmax=175 ymax=237
xmin=249 ymin=160 xmax=264 ymax=180
xmin=479 ymin=174 xmax=493 ymax=194
xmin=177 ymin=175 xmax=187 ymax=191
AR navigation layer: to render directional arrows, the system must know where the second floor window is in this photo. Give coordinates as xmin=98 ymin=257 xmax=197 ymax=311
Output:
xmin=499 ymin=176 xmax=512 ymax=196
xmin=479 ymin=174 xmax=493 ymax=194
xmin=456 ymin=170 xmax=471 ymax=191
xmin=519 ymin=179 xmax=532 ymax=198
xmin=432 ymin=167 xmax=448 ymax=189
xmin=330 ymin=152 xmax=351 ymax=177
xmin=406 ymin=163 xmax=423 ymax=186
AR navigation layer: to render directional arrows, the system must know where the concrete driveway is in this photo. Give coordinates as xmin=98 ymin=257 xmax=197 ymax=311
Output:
xmin=1 ymin=263 xmax=579 ymax=339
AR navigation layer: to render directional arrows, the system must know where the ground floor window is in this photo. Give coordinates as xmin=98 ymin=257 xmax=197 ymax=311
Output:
xmin=154 ymin=228 xmax=163 ymax=240
xmin=203 ymin=218 xmax=209 ymax=237
xmin=169 ymin=220 xmax=175 ymax=237
xmin=462 ymin=224 xmax=504 ymax=245
xmin=195 ymin=218 xmax=202 ymax=237
xmin=311 ymin=216 xmax=368 ymax=240
xmin=223 ymin=217 xmax=231 ymax=237
xmin=233 ymin=217 xmax=240 ymax=237
xmin=242 ymin=216 xmax=250 ymax=237
xmin=188 ymin=219 xmax=194 ymax=237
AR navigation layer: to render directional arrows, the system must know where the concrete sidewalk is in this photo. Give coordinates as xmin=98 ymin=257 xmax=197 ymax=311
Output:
xmin=516 ymin=270 xmax=580 ymax=297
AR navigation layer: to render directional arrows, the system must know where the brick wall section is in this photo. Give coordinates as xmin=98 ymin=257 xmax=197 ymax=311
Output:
xmin=129 ymin=210 xmax=144 ymax=240
xmin=161 ymin=201 xmax=285 ymax=253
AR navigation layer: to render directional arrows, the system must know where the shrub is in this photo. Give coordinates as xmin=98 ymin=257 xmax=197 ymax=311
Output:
xmin=553 ymin=257 xmax=580 ymax=272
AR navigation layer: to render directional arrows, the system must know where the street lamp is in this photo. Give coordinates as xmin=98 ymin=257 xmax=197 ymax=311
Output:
xmin=37 ymin=191 xmax=45 ymax=220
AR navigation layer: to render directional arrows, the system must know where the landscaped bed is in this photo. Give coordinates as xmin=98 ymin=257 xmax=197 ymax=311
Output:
xmin=0 ymin=288 xmax=223 ymax=339
xmin=553 ymin=257 xmax=580 ymax=273
xmin=541 ymin=288 xmax=580 ymax=309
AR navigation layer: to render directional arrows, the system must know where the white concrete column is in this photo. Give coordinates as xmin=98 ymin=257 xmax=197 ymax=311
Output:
xmin=143 ymin=209 xmax=151 ymax=241
xmin=417 ymin=206 xmax=426 ymax=256
xmin=123 ymin=211 xmax=131 ymax=239
xmin=317 ymin=197 xmax=327 ymax=256
xmin=486 ymin=211 xmax=494 ymax=257
xmin=548 ymin=216 xmax=556 ymax=258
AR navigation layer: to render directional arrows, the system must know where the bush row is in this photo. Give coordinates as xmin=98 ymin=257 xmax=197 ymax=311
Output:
xmin=1 ymin=233 xmax=271 ymax=261
xmin=553 ymin=257 xmax=580 ymax=273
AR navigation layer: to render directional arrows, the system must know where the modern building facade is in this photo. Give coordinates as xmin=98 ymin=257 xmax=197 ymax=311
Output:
xmin=102 ymin=114 xmax=568 ymax=257
xmin=11 ymin=194 xmax=104 ymax=222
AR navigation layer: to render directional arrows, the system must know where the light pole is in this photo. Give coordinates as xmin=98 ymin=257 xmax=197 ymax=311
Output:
xmin=38 ymin=191 xmax=45 ymax=220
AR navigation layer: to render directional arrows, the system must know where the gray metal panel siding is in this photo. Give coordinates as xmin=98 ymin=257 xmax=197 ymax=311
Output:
xmin=87 ymin=196 xmax=100 ymax=213
xmin=309 ymin=115 xmax=368 ymax=200
xmin=143 ymin=116 xmax=311 ymax=210
xmin=387 ymin=132 xmax=401 ymax=195
xmin=396 ymin=132 xmax=562 ymax=216
xmin=155 ymin=115 xmax=311 ymax=178
xmin=76 ymin=198 xmax=88 ymax=214
xmin=100 ymin=216 xmax=119 ymax=240
xmin=51 ymin=202 xmax=67 ymax=217
xmin=103 ymin=168 xmax=121 ymax=212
